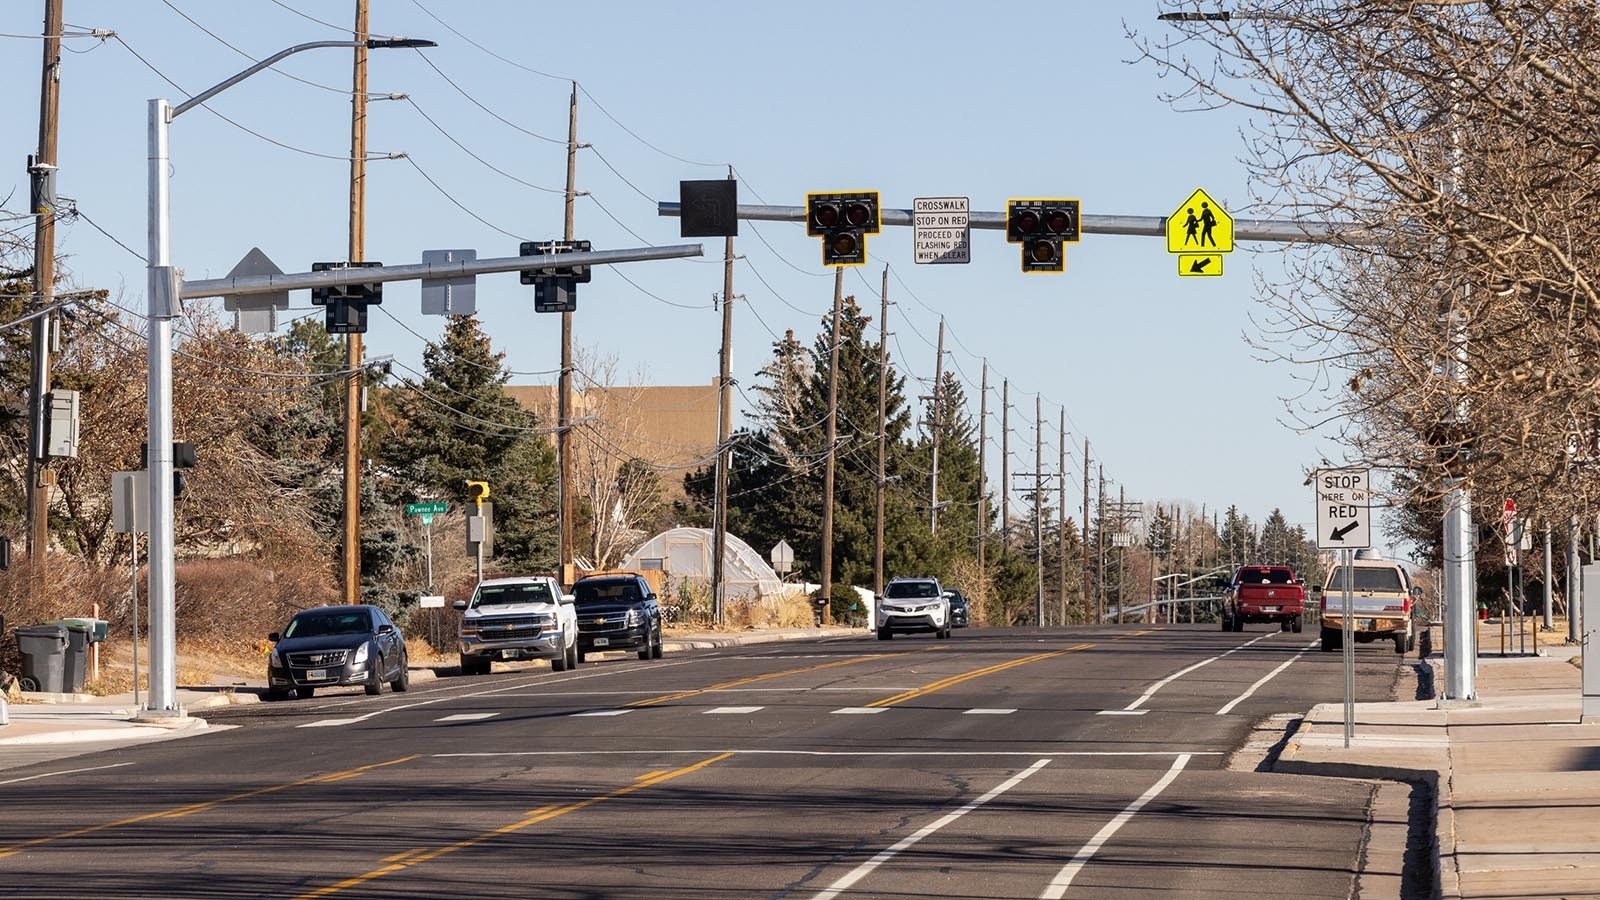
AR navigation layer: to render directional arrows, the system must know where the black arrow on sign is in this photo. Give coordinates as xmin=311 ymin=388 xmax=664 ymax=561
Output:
xmin=1188 ymin=257 xmax=1213 ymax=273
xmin=1330 ymin=521 xmax=1360 ymax=541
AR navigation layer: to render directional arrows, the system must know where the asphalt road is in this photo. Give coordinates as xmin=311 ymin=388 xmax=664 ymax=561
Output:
xmin=0 ymin=623 xmax=1413 ymax=899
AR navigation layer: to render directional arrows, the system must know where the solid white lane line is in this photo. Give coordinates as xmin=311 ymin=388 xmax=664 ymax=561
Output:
xmin=1115 ymin=633 xmax=1275 ymax=712
xmin=570 ymin=709 xmax=632 ymax=717
xmin=1094 ymin=710 xmax=1148 ymax=717
xmin=704 ymin=706 xmax=764 ymax=715
xmin=435 ymin=713 xmax=498 ymax=722
xmin=964 ymin=708 xmax=1017 ymax=715
xmin=809 ymin=759 xmax=1052 ymax=900
xmin=435 ymin=749 xmax=1222 ymax=759
xmin=830 ymin=707 xmax=888 ymax=715
xmin=0 ymin=762 xmax=133 ymax=786
xmin=1039 ymin=753 xmax=1192 ymax=899
xmin=1215 ymin=639 xmax=1319 ymax=715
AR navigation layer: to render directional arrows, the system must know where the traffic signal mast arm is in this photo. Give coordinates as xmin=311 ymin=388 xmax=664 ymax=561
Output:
xmin=657 ymin=203 xmax=1369 ymax=245
xmin=179 ymin=243 xmax=704 ymax=300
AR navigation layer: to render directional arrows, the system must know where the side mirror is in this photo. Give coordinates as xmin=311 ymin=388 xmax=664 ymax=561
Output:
xmin=561 ymin=593 xmax=575 ymax=605
xmin=378 ymin=623 xmax=395 ymax=635
xmin=1409 ymin=587 xmax=1423 ymax=599
xmin=1310 ymin=585 xmax=1324 ymax=596
xmin=451 ymin=600 xmax=468 ymax=611
xmin=268 ymin=632 xmax=280 ymax=643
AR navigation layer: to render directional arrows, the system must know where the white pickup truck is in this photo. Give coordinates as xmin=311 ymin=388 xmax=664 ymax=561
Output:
xmin=1313 ymin=553 xmax=1420 ymax=654
xmin=454 ymin=575 xmax=579 ymax=675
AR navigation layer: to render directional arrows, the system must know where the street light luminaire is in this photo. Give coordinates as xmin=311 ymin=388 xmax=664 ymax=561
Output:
xmin=367 ymin=37 xmax=437 ymax=49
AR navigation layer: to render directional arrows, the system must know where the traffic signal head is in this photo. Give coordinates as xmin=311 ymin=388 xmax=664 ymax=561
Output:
xmin=1006 ymin=199 xmax=1080 ymax=274
xmin=806 ymin=191 xmax=879 ymax=267
xmin=311 ymin=261 xmax=383 ymax=332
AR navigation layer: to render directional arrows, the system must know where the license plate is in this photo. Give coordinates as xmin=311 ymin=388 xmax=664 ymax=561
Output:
xmin=1361 ymin=618 xmax=1377 ymax=629
xmin=305 ymin=668 xmax=326 ymax=681
xmin=502 ymin=649 xmax=517 ymax=659
xmin=1261 ymin=606 xmax=1279 ymax=612
xmin=593 ymin=637 xmax=610 ymax=647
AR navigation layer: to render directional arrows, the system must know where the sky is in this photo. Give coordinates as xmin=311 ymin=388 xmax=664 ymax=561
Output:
xmin=0 ymin=1 xmax=1384 ymax=549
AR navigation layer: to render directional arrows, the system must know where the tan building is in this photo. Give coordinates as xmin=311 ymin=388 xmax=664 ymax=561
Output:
xmin=505 ymin=380 xmax=722 ymax=492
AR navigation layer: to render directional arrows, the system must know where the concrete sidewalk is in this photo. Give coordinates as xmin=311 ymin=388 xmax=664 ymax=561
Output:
xmin=1276 ymin=624 xmax=1595 ymax=899
xmin=0 ymin=625 xmax=859 ymax=754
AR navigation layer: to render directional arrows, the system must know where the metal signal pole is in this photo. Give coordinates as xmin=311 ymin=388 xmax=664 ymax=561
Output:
xmin=929 ymin=318 xmax=944 ymax=533
xmin=1058 ymin=409 xmax=1067 ymax=624
xmin=976 ymin=361 xmax=988 ymax=615
xmin=873 ymin=267 xmax=888 ymax=597
xmin=1034 ymin=394 xmax=1043 ymax=626
xmin=1001 ymin=379 xmax=1010 ymax=547
xmin=340 ymin=0 xmax=368 ymax=604
xmin=1082 ymin=440 xmax=1093 ymax=623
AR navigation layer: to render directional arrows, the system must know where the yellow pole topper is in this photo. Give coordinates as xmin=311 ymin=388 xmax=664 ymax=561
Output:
xmin=466 ymin=480 xmax=490 ymax=510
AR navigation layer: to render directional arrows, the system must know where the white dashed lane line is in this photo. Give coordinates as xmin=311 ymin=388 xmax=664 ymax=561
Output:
xmin=831 ymin=708 xmax=888 ymax=715
xmin=963 ymin=708 xmax=1017 ymax=715
xmin=435 ymin=713 xmax=498 ymax=723
xmin=570 ymin=709 xmax=632 ymax=717
xmin=703 ymin=706 xmax=765 ymax=715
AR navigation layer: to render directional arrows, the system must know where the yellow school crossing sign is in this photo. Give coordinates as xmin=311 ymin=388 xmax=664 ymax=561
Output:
xmin=1167 ymin=188 xmax=1233 ymax=276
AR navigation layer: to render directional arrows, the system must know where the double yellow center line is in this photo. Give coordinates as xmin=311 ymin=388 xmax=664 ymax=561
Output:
xmin=865 ymin=643 xmax=1095 ymax=708
xmin=624 ymin=647 xmax=942 ymax=708
xmin=294 ymin=752 xmax=734 ymax=899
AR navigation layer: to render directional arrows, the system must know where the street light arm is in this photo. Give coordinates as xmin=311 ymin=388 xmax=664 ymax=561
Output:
xmin=170 ymin=37 xmax=435 ymax=119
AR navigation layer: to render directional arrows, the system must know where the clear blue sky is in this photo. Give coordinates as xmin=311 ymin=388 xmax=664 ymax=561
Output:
xmin=1 ymin=1 xmax=1377 ymax=546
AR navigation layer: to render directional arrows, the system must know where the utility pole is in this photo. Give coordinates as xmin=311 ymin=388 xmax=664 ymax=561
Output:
xmin=26 ymin=0 xmax=65 ymax=597
xmin=340 ymin=0 xmax=369 ymax=605
xmin=558 ymin=83 xmax=579 ymax=586
xmin=1001 ymin=379 xmax=1010 ymax=547
xmin=1096 ymin=466 xmax=1107 ymax=624
xmin=1083 ymin=439 xmax=1093 ymax=623
xmin=710 ymin=167 xmax=735 ymax=626
xmin=873 ymin=267 xmax=888 ymax=598
xmin=929 ymin=318 xmax=945 ymax=533
xmin=819 ymin=268 xmax=843 ymax=625
xmin=976 ymin=361 xmax=988 ymax=615
xmin=1119 ymin=485 xmax=1130 ymax=624
xmin=1058 ymin=408 xmax=1066 ymax=625
xmin=1034 ymin=394 xmax=1043 ymax=627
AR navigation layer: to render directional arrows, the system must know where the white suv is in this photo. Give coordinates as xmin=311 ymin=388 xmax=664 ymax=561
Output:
xmin=876 ymin=577 xmax=952 ymax=640
xmin=454 ymin=575 xmax=579 ymax=675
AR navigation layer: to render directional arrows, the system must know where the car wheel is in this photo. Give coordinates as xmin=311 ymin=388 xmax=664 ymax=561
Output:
xmin=1292 ymin=619 xmax=1304 ymax=633
xmin=576 ymin=649 xmax=587 ymax=664
xmin=877 ymin=628 xmax=892 ymax=640
xmin=391 ymin=655 xmax=410 ymax=692
xmin=265 ymin=687 xmax=290 ymax=701
xmin=1220 ymin=616 xmax=1231 ymax=632
xmin=638 ymin=642 xmax=652 ymax=661
xmin=1393 ymin=633 xmax=1408 ymax=654
xmin=1232 ymin=616 xmax=1244 ymax=632
xmin=1320 ymin=627 xmax=1341 ymax=652
xmin=365 ymin=662 xmax=383 ymax=696
xmin=297 ymin=685 xmax=316 ymax=698
xmin=567 ymin=639 xmax=580 ymax=669
xmin=552 ymin=646 xmax=568 ymax=672
xmin=650 ymin=629 xmax=664 ymax=659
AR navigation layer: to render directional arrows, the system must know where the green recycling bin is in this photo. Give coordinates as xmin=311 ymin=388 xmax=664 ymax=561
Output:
xmin=13 ymin=624 xmax=68 ymax=693
xmin=44 ymin=619 xmax=102 ymax=693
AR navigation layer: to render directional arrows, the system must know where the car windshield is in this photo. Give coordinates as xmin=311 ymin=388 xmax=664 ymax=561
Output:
xmin=474 ymin=582 xmax=555 ymax=608
xmin=574 ymin=581 xmax=640 ymax=607
xmin=886 ymin=581 xmax=938 ymax=599
xmin=1237 ymin=568 xmax=1294 ymax=585
xmin=1326 ymin=567 xmax=1406 ymax=593
xmin=285 ymin=611 xmax=370 ymax=638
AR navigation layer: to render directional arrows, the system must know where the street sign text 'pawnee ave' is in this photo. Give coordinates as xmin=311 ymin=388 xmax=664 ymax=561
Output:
xmin=1315 ymin=468 xmax=1371 ymax=550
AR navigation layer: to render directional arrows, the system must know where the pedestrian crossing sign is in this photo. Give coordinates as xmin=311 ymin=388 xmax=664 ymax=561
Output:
xmin=1166 ymin=188 xmax=1233 ymax=254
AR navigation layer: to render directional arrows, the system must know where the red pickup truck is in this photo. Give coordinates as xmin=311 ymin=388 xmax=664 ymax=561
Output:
xmin=1222 ymin=565 xmax=1306 ymax=633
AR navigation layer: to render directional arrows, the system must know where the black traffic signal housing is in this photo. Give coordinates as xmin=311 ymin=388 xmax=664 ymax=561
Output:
xmin=141 ymin=441 xmax=197 ymax=498
xmin=1006 ymin=199 xmax=1081 ymax=274
xmin=311 ymin=261 xmax=383 ymax=333
xmin=520 ymin=240 xmax=592 ymax=313
xmin=806 ymin=191 xmax=880 ymax=267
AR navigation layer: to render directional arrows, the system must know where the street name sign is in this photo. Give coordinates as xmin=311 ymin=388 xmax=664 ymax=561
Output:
xmin=406 ymin=502 xmax=448 ymax=516
xmin=913 ymin=197 xmax=971 ymax=264
xmin=1315 ymin=468 xmax=1371 ymax=550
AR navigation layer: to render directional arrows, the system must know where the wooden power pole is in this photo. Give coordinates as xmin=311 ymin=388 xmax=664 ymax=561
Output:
xmin=976 ymin=361 xmax=987 ymax=617
xmin=558 ymin=83 xmax=578 ymax=585
xmin=1034 ymin=394 xmax=1043 ymax=627
xmin=819 ymin=268 xmax=843 ymax=624
xmin=1082 ymin=438 xmax=1092 ymax=623
xmin=341 ymin=0 xmax=369 ymax=604
xmin=873 ymin=267 xmax=888 ymax=597
xmin=1000 ymin=379 xmax=1010 ymax=547
xmin=26 ymin=0 xmax=64 ymax=597
xmin=929 ymin=318 xmax=944 ymax=533
xmin=1058 ymin=408 xmax=1067 ymax=625
xmin=710 ymin=167 xmax=735 ymax=626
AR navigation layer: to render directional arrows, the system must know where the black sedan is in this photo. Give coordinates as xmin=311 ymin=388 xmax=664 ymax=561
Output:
xmin=267 ymin=605 xmax=409 ymax=700
xmin=945 ymin=589 xmax=971 ymax=628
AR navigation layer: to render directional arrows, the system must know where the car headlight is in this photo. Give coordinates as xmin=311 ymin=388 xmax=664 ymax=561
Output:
xmin=352 ymin=642 xmax=370 ymax=665
xmin=269 ymin=648 xmax=281 ymax=667
xmin=625 ymin=608 xmax=643 ymax=627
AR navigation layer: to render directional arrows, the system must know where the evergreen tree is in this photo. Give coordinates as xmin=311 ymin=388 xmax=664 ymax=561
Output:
xmin=376 ymin=315 xmax=558 ymax=569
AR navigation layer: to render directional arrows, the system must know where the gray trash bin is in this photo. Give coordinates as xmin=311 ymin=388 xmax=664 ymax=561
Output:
xmin=47 ymin=619 xmax=102 ymax=693
xmin=13 ymin=625 xmax=68 ymax=693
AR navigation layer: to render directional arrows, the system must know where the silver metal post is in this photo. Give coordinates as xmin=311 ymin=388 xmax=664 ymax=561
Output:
xmin=1544 ymin=523 xmax=1554 ymax=631
xmin=144 ymin=98 xmax=179 ymax=717
xmin=1343 ymin=548 xmax=1354 ymax=746
xmin=1443 ymin=479 xmax=1476 ymax=699
xmin=425 ymin=521 xmax=433 ymax=592
xmin=131 ymin=534 xmax=139 ymax=710
xmin=1570 ymin=517 xmax=1582 ymax=644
